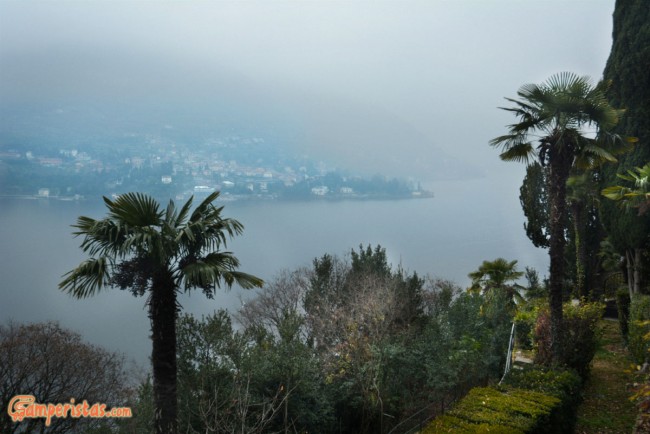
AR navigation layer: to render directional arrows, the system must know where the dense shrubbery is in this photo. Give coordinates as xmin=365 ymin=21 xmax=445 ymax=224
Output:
xmin=424 ymin=293 xmax=602 ymax=434
xmin=514 ymin=305 xmax=540 ymax=350
xmin=425 ymin=367 xmax=582 ymax=434
xmin=122 ymin=245 xmax=514 ymax=434
xmin=424 ymin=298 xmax=599 ymax=433
xmin=628 ymin=295 xmax=650 ymax=364
xmin=533 ymin=301 xmax=604 ymax=378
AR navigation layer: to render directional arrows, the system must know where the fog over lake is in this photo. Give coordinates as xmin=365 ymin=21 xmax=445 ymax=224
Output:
xmin=0 ymin=0 xmax=615 ymax=370
xmin=0 ymin=173 xmax=547 ymax=367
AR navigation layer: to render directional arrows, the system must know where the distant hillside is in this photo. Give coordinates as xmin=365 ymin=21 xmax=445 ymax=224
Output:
xmin=0 ymin=48 xmax=476 ymax=181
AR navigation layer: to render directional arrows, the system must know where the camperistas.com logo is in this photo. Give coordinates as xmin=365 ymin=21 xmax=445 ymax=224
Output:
xmin=8 ymin=395 xmax=132 ymax=427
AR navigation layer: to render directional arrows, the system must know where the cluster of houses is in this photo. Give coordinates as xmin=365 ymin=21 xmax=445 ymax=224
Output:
xmin=1 ymin=134 xmax=359 ymax=199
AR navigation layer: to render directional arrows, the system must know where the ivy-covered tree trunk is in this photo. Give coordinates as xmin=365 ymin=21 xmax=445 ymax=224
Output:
xmin=150 ymin=271 xmax=179 ymax=434
xmin=571 ymin=201 xmax=587 ymax=298
xmin=547 ymin=145 xmax=572 ymax=364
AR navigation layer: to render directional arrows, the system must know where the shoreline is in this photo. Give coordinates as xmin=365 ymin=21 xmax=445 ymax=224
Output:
xmin=0 ymin=190 xmax=434 ymax=203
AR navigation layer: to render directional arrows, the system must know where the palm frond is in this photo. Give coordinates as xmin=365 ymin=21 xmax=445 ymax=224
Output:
xmin=174 ymin=196 xmax=194 ymax=227
xmin=517 ymin=83 xmax=545 ymax=101
xmin=580 ymin=143 xmax=618 ymax=163
xmin=544 ymin=72 xmax=591 ymax=94
xmin=181 ymin=251 xmax=262 ymax=290
xmin=59 ymin=257 xmax=112 ymax=298
xmin=104 ymin=193 xmax=162 ymax=227
xmin=75 ymin=219 xmax=130 ymax=257
xmin=500 ymin=97 xmax=541 ymax=118
xmin=598 ymin=133 xmax=637 ymax=156
xmin=601 ymin=185 xmax=633 ymax=200
xmin=189 ymin=191 xmax=221 ymax=223
xmin=121 ymin=227 xmax=160 ymax=254
xmin=222 ymin=271 xmax=264 ymax=289
xmin=164 ymin=199 xmax=178 ymax=229
xmin=499 ymin=142 xmax=536 ymax=163
xmin=627 ymin=165 xmax=650 ymax=189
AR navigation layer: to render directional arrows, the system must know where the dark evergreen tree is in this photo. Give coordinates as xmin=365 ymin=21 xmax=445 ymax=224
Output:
xmin=520 ymin=162 xmax=551 ymax=249
xmin=601 ymin=0 xmax=650 ymax=295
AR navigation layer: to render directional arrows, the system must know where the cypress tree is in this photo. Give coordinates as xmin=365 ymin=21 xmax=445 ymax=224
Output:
xmin=601 ymin=0 xmax=650 ymax=295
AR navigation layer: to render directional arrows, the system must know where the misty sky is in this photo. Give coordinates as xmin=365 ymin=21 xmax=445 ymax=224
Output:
xmin=0 ymin=0 xmax=619 ymax=366
xmin=0 ymin=0 xmax=615 ymax=180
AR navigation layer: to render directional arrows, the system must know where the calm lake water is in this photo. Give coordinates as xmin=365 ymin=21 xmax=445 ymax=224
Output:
xmin=0 ymin=175 xmax=548 ymax=367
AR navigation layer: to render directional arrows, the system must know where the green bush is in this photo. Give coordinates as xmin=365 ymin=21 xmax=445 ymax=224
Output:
xmin=424 ymin=414 xmax=523 ymax=433
xmin=514 ymin=308 xmax=537 ymax=350
xmin=503 ymin=366 xmax=581 ymax=402
xmin=628 ymin=295 xmax=650 ymax=364
xmin=533 ymin=301 xmax=604 ymax=378
xmin=616 ymin=287 xmax=631 ymax=342
xmin=503 ymin=366 xmax=582 ymax=432
xmin=424 ymin=367 xmax=582 ymax=434
xmin=422 ymin=387 xmax=559 ymax=434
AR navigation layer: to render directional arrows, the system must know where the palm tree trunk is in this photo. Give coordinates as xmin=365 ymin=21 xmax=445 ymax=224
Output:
xmin=626 ymin=249 xmax=635 ymax=297
xmin=571 ymin=201 xmax=587 ymax=298
xmin=547 ymin=152 xmax=572 ymax=365
xmin=634 ymin=248 xmax=642 ymax=294
xmin=625 ymin=249 xmax=643 ymax=296
xmin=150 ymin=271 xmax=178 ymax=434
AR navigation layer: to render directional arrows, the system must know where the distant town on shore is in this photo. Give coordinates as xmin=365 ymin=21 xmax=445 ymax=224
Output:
xmin=0 ymin=133 xmax=432 ymax=202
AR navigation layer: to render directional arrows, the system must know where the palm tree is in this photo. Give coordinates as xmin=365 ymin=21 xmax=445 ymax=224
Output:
xmin=490 ymin=72 xmax=633 ymax=363
xmin=602 ymin=163 xmax=650 ymax=296
xmin=59 ymin=192 xmax=263 ymax=434
xmin=468 ymin=258 xmax=525 ymax=311
xmin=566 ymin=170 xmax=601 ymax=299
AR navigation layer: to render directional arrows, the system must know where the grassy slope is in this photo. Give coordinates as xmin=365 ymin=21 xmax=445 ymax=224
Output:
xmin=574 ymin=319 xmax=638 ymax=433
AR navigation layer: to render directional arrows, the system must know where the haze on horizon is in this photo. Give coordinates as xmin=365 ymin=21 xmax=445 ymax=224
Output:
xmin=0 ymin=0 xmax=615 ymax=183
xmin=0 ymin=0 xmax=619 ymax=366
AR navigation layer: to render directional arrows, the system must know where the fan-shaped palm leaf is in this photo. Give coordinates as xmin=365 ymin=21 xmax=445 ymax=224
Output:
xmin=60 ymin=257 xmax=111 ymax=298
xmin=104 ymin=192 xmax=162 ymax=227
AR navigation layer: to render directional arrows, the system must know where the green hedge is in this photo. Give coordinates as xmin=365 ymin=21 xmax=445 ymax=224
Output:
xmin=629 ymin=295 xmax=650 ymax=364
xmin=425 ymin=414 xmax=523 ymax=433
xmin=503 ymin=367 xmax=582 ymax=432
xmin=423 ymin=367 xmax=581 ymax=434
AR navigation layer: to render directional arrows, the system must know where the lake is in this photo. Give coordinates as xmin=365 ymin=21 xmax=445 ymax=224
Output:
xmin=0 ymin=174 xmax=548 ymax=367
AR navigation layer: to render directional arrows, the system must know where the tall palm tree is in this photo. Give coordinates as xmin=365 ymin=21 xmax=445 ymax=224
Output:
xmin=490 ymin=72 xmax=633 ymax=363
xmin=59 ymin=191 xmax=263 ymax=434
